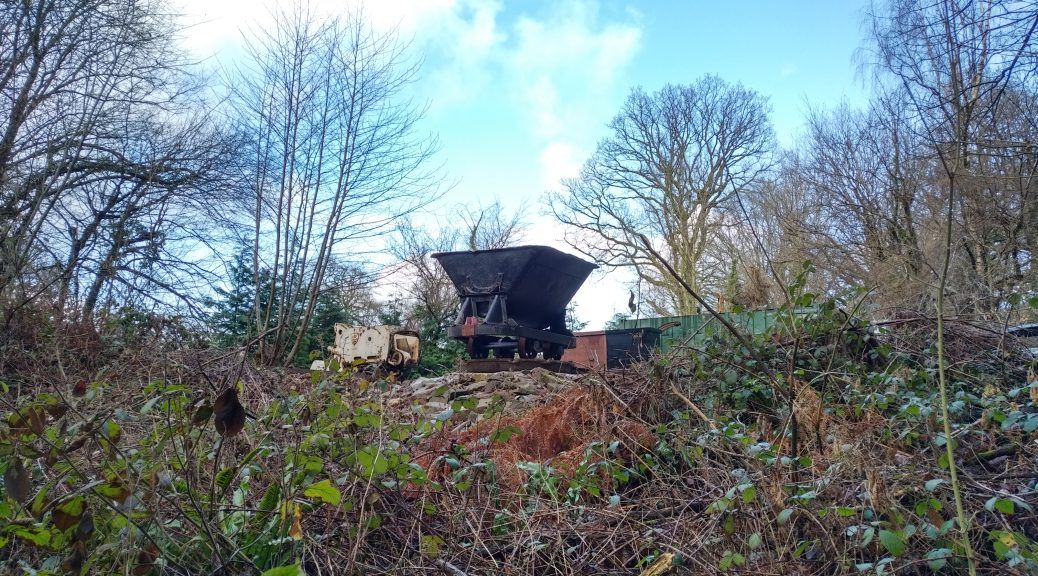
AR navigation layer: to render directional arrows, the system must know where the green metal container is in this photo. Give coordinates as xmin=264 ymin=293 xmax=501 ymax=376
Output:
xmin=619 ymin=310 xmax=800 ymax=352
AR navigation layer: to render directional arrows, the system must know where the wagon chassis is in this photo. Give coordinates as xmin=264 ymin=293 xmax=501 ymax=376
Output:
xmin=449 ymin=321 xmax=574 ymax=360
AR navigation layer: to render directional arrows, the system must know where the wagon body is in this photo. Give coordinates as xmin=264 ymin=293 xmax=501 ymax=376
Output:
xmin=432 ymin=246 xmax=596 ymax=360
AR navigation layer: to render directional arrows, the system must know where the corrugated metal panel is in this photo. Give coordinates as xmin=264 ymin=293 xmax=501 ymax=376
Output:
xmin=619 ymin=310 xmax=799 ymax=351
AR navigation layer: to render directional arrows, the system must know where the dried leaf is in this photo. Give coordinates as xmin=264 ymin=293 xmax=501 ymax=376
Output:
xmin=43 ymin=399 xmax=68 ymax=419
xmin=133 ymin=543 xmax=159 ymax=575
xmin=75 ymin=510 xmax=95 ymax=542
xmin=213 ymin=388 xmax=245 ymax=437
xmin=53 ymin=497 xmax=85 ymax=530
xmin=72 ymin=379 xmax=88 ymax=397
xmin=9 ymin=407 xmax=44 ymax=435
xmin=289 ymin=506 xmax=303 ymax=540
xmin=191 ymin=399 xmax=212 ymax=427
xmin=4 ymin=457 xmax=30 ymax=503
xmin=65 ymin=435 xmax=88 ymax=453
xmin=61 ymin=540 xmax=87 ymax=574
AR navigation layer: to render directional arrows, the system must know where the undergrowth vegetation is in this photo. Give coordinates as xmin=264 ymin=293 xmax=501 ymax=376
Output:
xmin=2 ymin=293 xmax=1037 ymax=575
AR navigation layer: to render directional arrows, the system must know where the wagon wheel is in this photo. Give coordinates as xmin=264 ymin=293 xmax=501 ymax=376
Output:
xmin=467 ymin=337 xmax=489 ymax=359
xmin=517 ymin=337 xmax=537 ymax=359
xmin=547 ymin=343 xmax=565 ymax=361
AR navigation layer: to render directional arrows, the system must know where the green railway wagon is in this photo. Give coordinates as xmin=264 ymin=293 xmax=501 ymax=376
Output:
xmin=618 ymin=309 xmax=815 ymax=352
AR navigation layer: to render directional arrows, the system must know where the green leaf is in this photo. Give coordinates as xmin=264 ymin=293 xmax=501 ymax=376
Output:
xmin=140 ymin=395 xmax=163 ymax=414
xmin=215 ymin=467 xmax=235 ymax=490
xmin=258 ymin=483 xmax=281 ymax=513
xmin=260 ymin=565 xmax=304 ymax=576
xmin=925 ymin=548 xmax=951 ymax=571
xmin=420 ymin=534 xmax=444 ymax=558
xmin=777 ymin=508 xmax=794 ymax=525
xmin=747 ymin=532 xmax=762 ymax=550
xmin=995 ymin=497 xmax=1015 ymax=515
xmin=13 ymin=526 xmax=53 ymax=548
xmin=879 ymin=529 xmax=906 ymax=556
xmin=102 ymin=419 xmax=121 ymax=443
xmin=991 ymin=530 xmax=1016 ymax=559
xmin=356 ymin=447 xmax=389 ymax=476
xmin=303 ymin=480 xmax=341 ymax=506
xmin=924 ymin=479 xmax=943 ymax=492
xmin=741 ymin=486 xmax=757 ymax=504
xmin=861 ymin=527 xmax=875 ymax=546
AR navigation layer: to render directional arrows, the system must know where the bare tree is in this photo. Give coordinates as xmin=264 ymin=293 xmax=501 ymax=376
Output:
xmin=389 ymin=200 xmax=527 ymax=343
xmin=549 ymin=77 xmax=775 ymax=315
xmin=458 ymin=200 xmax=527 ymax=251
xmin=767 ymin=93 xmax=937 ymax=308
xmin=234 ymin=4 xmax=441 ymax=366
xmin=865 ymin=1 xmax=1038 ymax=569
xmin=0 ymin=0 xmax=234 ymax=333
xmin=389 ymin=221 xmax=461 ymax=342
xmin=866 ymin=0 xmax=1038 ymax=315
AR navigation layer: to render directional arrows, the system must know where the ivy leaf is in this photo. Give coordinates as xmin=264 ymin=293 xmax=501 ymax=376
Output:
xmin=213 ymin=388 xmax=246 ymax=437
xmin=303 ymin=480 xmax=341 ymax=506
xmin=879 ymin=529 xmax=906 ymax=556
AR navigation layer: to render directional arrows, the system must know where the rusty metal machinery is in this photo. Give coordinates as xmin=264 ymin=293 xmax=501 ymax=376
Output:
xmin=432 ymin=245 xmax=597 ymax=361
xmin=325 ymin=324 xmax=420 ymax=370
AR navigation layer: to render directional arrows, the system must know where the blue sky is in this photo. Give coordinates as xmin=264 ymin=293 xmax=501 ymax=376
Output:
xmin=178 ymin=0 xmax=873 ymax=328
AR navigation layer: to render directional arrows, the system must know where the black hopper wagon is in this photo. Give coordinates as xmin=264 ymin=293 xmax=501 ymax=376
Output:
xmin=432 ymin=245 xmax=597 ymax=361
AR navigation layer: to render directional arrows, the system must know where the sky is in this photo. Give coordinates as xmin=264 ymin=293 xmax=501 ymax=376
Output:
xmin=175 ymin=0 xmax=873 ymax=329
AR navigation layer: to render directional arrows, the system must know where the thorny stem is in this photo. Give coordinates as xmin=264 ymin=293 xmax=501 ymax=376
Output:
xmin=935 ymin=172 xmax=977 ymax=575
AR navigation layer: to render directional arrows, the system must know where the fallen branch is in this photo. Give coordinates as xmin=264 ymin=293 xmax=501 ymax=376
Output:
xmin=636 ymin=233 xmax=759 ymax=360
xmin=669 ymin=379 xmax=717 ymax=431
xmin=435 ymin=558 xmax=469 ymax=576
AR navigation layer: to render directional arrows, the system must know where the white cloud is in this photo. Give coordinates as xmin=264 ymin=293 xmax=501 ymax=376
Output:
xmin=539 ymin=141 xmax=583 ymax=189
xmin=522 ymin=214 xmax=632 ymax=330
xmin=507 ymin=2 xmax=641 ymax=139
xmin=174 ymin=0 xmax=503 ymax=68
